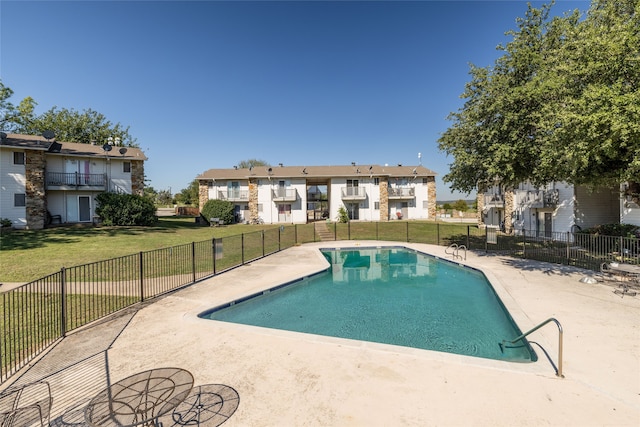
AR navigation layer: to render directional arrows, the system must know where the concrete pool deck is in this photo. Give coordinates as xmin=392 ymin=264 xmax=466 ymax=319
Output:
xmin=9 ymin=242 xmax=640 ymax=426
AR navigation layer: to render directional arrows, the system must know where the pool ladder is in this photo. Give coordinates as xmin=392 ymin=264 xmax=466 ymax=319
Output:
xmin=445 ymin=243 xmax=467 ymax=261
xmin=500 ymin=317 xmax=564 ymax=378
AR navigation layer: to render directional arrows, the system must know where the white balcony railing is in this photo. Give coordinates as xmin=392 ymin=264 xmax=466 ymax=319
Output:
xmin=519 ymin=190 xmax=559 ymax=208
xmin=341 ymin=187 xmax=367 ymax=200
xmin=484 ymin=193 xmax=505 ymax=207
xmin=388 ymin=187 xmax=415 ymax=199
xmin=272 ymin=188 xmax=298 ymax=202
xmin=218 ymin=190 xmax=249 ymax=201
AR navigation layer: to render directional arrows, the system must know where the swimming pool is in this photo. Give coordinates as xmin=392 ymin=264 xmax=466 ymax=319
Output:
xmin=199 ymin=247 xmax=536 ymax=362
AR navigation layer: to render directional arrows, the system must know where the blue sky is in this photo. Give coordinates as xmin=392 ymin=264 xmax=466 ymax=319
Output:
xmin=1 ymin=0 xmax=589 ymax=201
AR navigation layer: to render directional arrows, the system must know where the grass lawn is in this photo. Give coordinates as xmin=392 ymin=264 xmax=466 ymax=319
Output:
xmin=0 ymin=217 xmax=279 ymax=283
xmin=0 ymin=217 xmax=480 ymax=283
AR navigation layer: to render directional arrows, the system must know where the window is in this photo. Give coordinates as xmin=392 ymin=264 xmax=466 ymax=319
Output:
xmin=14 ymin=193 xmax=26 ymax=207
xmin=123 ymin=162 xmax=131 ymax=173
xmin=373 ymin=178 xmax=379 ymax=185
xmin=374 ymin=201 xmax=380 ymax=210
xmin=13 ymin=152 xmax=25 ymax=165
xmin=258 ymin=204 xmax=263 ymax=212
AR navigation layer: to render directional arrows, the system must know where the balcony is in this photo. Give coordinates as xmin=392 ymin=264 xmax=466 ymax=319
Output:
xmin=484 ymin=193 xmax=505 ymax=208
xmin=520 ymin=189 xmax=559 ymax=208
xmin=272 ymin=188 xmax=297 ymax=202
xmin=46 ymin=172 xmax=106 ymax=190
xmin=388 ymin=187 xmax=415 ymax=200
xmin=341 ymin=186 xmax=367 ymax=201
xmin=218 ymin=190 xmax=249 ymax=202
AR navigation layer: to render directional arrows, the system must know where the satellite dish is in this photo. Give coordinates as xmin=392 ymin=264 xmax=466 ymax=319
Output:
xmin=102 ymin=144 xmax=112 ymax=152
xmin=42 ymin=130 xmax=55 ymax=140
xmin=119 ymin=147 xmax=128 ymax=155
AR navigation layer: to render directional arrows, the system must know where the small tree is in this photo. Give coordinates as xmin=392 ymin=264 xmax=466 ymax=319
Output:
xmin=201 ymin=199 xmax=234 ymax=225
xmin=452 ymin=199 xmax=468 ymax=213
xmin=237 ymin=159 xmax=270 ymax=169
xmin=175 ymin=180 xmax=199 ymax=206
xmin=337 ymin=206 xmax=349 ymax=223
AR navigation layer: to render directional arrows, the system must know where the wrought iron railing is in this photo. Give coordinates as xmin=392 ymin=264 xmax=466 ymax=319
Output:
xmin=1 ymin=223 xmax=637 ymax=383
xmin=46 ymin=172 xmax=106 ymax=188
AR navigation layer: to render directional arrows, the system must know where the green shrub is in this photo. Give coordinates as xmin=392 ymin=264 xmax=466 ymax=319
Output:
xmin=96 ymin=192 xmax=157 ymax=226
xmin=0 ymin=218 xmax=12 ymax=228
xmin=201 ymin=199 xmax=235 ymax=225
xmin=337 ymin=206 xmax=349 ymax=223
xmin=579 ymin=223 xmax=640 ymax=238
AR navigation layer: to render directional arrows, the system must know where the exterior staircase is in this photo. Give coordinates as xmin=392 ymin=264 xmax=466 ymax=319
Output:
xmin=314 ymin=221 xmax=335 ymax=241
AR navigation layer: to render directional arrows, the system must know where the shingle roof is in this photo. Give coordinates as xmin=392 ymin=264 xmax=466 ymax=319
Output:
xmin=197 ymin=164 xmax=437 ymax=180
xmin=0 ymin=133 xmax=147 ymax=160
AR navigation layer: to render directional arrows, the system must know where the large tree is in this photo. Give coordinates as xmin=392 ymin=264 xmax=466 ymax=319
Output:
xmin=438 ymin=0 xmax=639 ymax=200
xmin=0 ymin=81 xmax=37 ymax=132
xmin=0 ymin=81 xmax=137 ymax=147
xmin=22 ymin=107 xmax=137 ymax=147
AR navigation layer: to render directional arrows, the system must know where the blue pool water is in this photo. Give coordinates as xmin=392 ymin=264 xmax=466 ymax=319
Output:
xmin=199 ymin=247 xmax=536 ymax=362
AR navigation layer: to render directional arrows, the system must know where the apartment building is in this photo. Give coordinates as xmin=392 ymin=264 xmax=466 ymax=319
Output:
xmin=0 ymin=133 xmax=146 ymax=229
xmin=197 ymin=164 xmax=437 ymax=224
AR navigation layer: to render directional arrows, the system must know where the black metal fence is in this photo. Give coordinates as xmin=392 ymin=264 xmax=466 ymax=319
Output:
xmin=1 ymin=222 xmax=638 ymax=383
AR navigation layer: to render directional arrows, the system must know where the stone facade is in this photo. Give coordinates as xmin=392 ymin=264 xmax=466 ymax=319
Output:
xmin=476 ymin=192 xmax=485 ymax=226
xmin=248 ymin=179 xmax=259 ymax=223
xmin=504 ymin=190 xmax=514 ymax=233
xmin=426 ymin=176 xmax=437 ymax=219
xmin=198 ymin=180 xmax=209 ymax=211
xmin=25 ymin=151 xmax=46 ymax=230
xmin=131 ymin=160 xmax=145 ymax=196
xmin=379 ymin=177 xmax=389 ymax=221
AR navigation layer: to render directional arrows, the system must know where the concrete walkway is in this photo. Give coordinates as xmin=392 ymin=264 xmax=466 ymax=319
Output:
xmin=6 ymin=242 xmax=640 ymax=426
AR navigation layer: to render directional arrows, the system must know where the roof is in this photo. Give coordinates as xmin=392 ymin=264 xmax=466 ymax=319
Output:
xmin=0 ymin=133 xmax=147 ymax=161
xmin=197 ymin=164 xmax=436 ymax=181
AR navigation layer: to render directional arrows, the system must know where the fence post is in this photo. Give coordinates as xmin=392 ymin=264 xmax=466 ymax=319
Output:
xmin=467 ymin=226 xmax=470 ymax=249
xmin=139 ymin=252 xmax=144 ymax=302
xmin=212 ymin=238 xmax=216 ymax=275
xmin=348 ymin=221 xmax=351 ymax=240
xmin=242 ymin=234 xmax=245 ymax=264
xmin=376 ymin=222 xmax=379 ymax=240
xmin=437 ymin=222 xmax=440 ymax=246
xmin=406 ymin=222 xmax=409 ymax=242
xmin=262 ymin=230 xmax=265 ymax=257
xmin=60 ymin=267 xmax=67 ymax=337
xmin=522 ymin=230 xmax=526 ymax=257
xmin=192 ymin=242 xmax=196 ymax=283
xmin=279 ymin=227 xmax=282 ymax=251
xmin=334 ymin=222 xmax=337 ymax=241
xmin=566 ymin=232 xmax=570 ymax=264
xmin=485 ymin=226 xmax=488 ymax=253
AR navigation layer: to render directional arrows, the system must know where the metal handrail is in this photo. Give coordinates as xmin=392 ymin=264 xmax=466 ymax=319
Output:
xmin=445 ymin=243 xmax=466 ymax=260
xmin=501 ymin=317 xmax=564 ymax=378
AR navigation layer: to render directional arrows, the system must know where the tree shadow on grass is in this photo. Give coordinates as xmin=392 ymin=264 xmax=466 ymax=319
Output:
xmin=0 ymin=218 xmax=205 ymax=251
